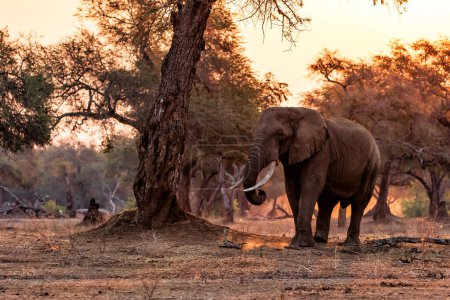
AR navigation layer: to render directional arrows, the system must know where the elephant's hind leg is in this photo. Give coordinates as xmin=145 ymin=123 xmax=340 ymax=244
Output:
xmin=345 ymin=167 xmax=378 ymax=245
xmin=345 ymin=201 xmax=365 ymax=245
xmin=314 ymin=191 xmax=339 ymax=244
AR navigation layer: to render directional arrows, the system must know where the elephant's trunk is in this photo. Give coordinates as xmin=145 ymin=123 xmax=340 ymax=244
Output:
xmin=243 ymin=143 xmax=268 ymax=205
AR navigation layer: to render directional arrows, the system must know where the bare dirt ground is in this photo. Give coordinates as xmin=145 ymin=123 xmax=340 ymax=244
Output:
xmin=0 ymin=213 xmax=449 ymax=299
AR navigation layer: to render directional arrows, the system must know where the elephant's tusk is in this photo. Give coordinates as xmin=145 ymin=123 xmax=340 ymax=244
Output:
xmin=228 ymin=176 xmax=244 ymax=190
xmin=243 ymin=161 xmax=276 ymax=192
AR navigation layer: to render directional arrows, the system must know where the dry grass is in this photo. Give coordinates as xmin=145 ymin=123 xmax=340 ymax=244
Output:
xmin=0 ymin=216 xmax=449 ymax=299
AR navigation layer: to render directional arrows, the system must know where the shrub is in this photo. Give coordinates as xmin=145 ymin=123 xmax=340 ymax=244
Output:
xmin=126 ymin=196 xmax=136 ymax=209
xmin=401 ymin=195 xmax=428 ymax=218
xmin=42 ymin=200 xmax=66 ymax=215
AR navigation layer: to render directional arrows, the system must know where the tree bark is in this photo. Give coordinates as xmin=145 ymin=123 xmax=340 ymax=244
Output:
xmin=338 ymin=207 xmax=346 ymax=228
xmin=133 ymin=0 xmax=214 ymax=228
xmin=373 ymin=161 xmax=392 ymax=221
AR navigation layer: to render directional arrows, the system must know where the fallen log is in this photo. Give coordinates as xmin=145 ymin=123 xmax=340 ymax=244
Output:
xmin=0 ymin=204 xmax=46 ymax=215
xmin=367 ymin=236 xmax=450 ymax=247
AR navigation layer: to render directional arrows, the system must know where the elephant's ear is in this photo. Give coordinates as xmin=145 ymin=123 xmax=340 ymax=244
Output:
xmin=289 ymin=108 xmax=328 ymax=164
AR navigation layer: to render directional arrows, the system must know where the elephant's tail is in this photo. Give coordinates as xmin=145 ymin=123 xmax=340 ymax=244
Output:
xmin=361 ymin=158 xmax=380 ymax=207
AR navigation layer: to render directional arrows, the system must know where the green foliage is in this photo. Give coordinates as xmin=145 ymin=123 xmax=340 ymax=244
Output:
xmin=42 ymin=200 xmax=66 ymax=215
xmin=232 ymin=198 xmax=239 ymax=211
xmin=126 ymin=196 xmax=137 ymax=209
xmin=0 ymin=29 xmax=54 ymax=152
xmin=401 ymin=196 xmax=428 ymax=218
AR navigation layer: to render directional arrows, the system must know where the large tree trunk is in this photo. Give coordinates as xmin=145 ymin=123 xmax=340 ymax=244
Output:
xmin=373 ymin=161 xmax=392 ymax=221
xmin=133 ymin=0 xmax=214 ymax=228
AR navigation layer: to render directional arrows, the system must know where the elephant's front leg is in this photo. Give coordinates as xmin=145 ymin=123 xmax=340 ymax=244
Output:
xmin=293 ymin=184 xmax=324 ymax=247
xmin=292 ymin=154 xmax=328 ymax=248
xmin=284 ymin=168 xmax=300 ymax=246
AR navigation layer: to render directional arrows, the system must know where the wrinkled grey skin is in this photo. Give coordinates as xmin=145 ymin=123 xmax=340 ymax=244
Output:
xmin=243 ymin=107 xmax=380 ymax=247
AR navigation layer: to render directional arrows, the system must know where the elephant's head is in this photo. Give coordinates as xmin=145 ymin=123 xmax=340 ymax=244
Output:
xmin=241 ymin=107 xmax=328 ymax=205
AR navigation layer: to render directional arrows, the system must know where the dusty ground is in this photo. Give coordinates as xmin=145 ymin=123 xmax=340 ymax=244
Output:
xmin=0 ymin=213 xmax=449 ymax=299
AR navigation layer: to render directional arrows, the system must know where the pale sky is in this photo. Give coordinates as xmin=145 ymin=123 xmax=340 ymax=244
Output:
xmin=0 ymin=0 xmax=449 ymax=105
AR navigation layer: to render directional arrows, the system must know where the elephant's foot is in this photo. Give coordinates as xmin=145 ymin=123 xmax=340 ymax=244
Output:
xmin=290 ymin=233 xmax=299 ymax=245
xmin=288 ymin=233 xmax=315 ymax=248
xmin=343 ymin=236 xmax=361 ymax=247
xmin=314 ymin=232 xmax=328 ymax=244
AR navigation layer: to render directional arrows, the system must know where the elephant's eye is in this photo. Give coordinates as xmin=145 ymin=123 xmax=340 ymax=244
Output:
xmin=276 ymin=130 xmax=284 ymax=136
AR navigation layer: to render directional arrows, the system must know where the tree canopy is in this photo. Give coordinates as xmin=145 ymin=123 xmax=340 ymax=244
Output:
xmin=0 ymin=29 xmax=53 ymax=152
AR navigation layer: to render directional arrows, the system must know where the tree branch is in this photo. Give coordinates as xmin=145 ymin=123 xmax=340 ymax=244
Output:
xmin=0 ymin=185 xmax=30 ymax=208
xmin=406 ymin=170 xmax=432 ymax=196
xmin=53 ymin=110 xmax=140 ymax=131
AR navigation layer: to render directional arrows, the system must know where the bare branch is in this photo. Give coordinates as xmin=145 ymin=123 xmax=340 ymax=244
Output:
xmin=53 ymin=111 xmax=140 ymax=131
xmin=406 ymin=171 xmax=432 ymax=196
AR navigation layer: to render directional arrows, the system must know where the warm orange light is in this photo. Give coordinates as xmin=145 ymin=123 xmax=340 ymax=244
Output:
xmin=1 ymin=0 xmax=448 ymax=107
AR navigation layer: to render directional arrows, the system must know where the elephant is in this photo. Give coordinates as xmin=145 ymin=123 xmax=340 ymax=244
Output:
xmin=238 ymin=107 xmax=380 ymax=247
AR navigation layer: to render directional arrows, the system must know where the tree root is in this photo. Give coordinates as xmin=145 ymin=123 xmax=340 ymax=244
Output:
xmin=367 ymin=236 xmax=450 ymax=247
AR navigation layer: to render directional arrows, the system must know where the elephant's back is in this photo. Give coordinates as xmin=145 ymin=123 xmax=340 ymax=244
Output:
xmin=326 ymin=118 xmax=377 ymax=152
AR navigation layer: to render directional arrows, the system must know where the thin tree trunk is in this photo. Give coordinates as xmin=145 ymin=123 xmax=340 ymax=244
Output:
xmin=177 ymin=159 xmax=198 ymax=213
xmin=237 ymin=190 xmax=248 ymax=217
xmin=219 ymin=161 xmax=244 ymax=223
xmin=133 ymin=0 xmax=214 ymax=228
xmin=267 ymin=197 xmax=278 ymax=219
xmin=196 ymin=175 xmax=207 ymax=217
xmin=408 ymin=169 xmax=448 ymax=221
xmin=373 ymin=161 xmax=392 ymax=221
xmin=429 ymin=171 xmax=448 ymax=221
xmin=196 ymin=169 xmax=219 ymax=217
xmin=338 ymin=207 xmax=346 ymax=228
xmin=65 ymin=175 xmax=76 ymax=218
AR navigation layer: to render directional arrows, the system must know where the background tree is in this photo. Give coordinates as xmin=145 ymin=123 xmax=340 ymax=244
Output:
xmin=304 ymin=39 xmax=449 ymax=221
xmin=0 ymin=140 xmax=138 ymax=216
xmin=0 ymin=29 xmax=53 ymax=152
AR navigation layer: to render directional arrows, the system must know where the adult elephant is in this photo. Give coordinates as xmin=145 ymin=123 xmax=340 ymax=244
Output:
xmin=238 ymin=107 xmax=380 ymax=247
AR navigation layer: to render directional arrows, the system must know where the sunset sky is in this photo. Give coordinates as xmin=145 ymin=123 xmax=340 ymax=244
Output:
xmin=0 ymin=0 xmax=449 ymax=105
